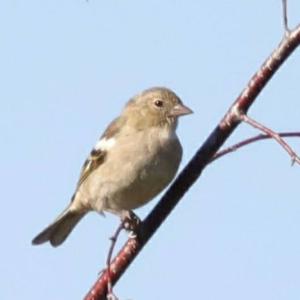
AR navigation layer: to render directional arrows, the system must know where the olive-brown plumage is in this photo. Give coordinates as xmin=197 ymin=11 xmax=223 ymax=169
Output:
xmin=32 ymin=87 xmax=192 ymax=247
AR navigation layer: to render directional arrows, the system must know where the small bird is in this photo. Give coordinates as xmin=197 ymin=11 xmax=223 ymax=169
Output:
xmin=32 ymin=87 xmax=192 ymax=247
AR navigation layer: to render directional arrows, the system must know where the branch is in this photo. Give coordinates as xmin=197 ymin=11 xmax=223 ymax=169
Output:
xmin=84 ymin=11 xmax=300 ymax=300
xmin=212 ymin=132 xmax=300 ymax=163
xmin=239 ymin=115 xmax=300 ymax=165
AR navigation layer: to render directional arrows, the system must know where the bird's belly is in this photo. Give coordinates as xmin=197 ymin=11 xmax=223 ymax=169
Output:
xmin=110 ymin=157 xmax=177 ymax=211
xmin=81 ymin=132 xmax=182 ymax=213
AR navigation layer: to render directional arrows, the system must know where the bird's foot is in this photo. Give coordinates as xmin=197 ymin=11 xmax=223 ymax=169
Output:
xmin=120 ymin=210 xmax=141 ymax=235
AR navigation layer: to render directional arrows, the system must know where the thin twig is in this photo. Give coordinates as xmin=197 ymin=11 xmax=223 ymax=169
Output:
xmin=106 ymin=223 xmax=124 ymax=300
xmin=211 ymin=132 xmax=300 ymax=163
xmin=239 ymin=114 xmax=300 ymax=165
xmin=282 ymin=0 xmax=290 ymax=34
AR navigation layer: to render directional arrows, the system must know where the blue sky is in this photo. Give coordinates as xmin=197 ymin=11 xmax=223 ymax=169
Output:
xmin=1 ymin=1 xmax=300 ymax=299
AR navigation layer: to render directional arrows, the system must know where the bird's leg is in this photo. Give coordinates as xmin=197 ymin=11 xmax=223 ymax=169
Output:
xmin=120 ymin=210 xmax=141 ymax=237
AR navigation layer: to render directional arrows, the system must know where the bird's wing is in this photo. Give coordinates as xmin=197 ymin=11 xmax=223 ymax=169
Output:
xmin=76 ymin=148 xmax=106 ymax=188
xmin=76 ymin=116 xmax=124 ymax=188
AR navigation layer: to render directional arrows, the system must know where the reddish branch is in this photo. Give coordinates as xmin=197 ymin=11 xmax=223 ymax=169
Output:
xmin=84 ymin=14 xmax=300 ymax=300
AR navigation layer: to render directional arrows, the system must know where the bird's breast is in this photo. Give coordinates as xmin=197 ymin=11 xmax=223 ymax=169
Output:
xmin=82 ymin=127 xmax=182 ymax=212
xmin=107 ymin=128 xmax=182 ymax=211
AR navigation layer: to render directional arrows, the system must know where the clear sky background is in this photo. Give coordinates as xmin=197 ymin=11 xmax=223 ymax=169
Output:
xmin=1 ymin=1 xmax=300 ymax=299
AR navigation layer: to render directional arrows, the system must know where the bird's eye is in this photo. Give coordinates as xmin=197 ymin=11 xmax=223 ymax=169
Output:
xmin=154 ymin=100 xmax=163 ymax=108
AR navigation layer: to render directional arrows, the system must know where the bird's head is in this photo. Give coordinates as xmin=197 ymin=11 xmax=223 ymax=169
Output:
xmin=124 ymin=87 xmax=193 ymax=130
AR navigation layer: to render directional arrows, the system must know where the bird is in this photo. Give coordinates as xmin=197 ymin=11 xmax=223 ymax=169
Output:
xmin=32 ymin=87 xmax=193 ymax=247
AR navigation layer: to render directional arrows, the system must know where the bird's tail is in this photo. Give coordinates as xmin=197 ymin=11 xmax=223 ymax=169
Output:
xmin=32 ymin=206 xmax=85 ymax=247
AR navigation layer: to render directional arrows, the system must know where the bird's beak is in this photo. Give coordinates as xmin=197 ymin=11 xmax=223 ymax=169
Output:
xmin=169 ymin=103 xmax=193 ymax=117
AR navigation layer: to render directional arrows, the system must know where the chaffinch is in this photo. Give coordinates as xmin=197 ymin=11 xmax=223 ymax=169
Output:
xmin=32 ymin=87 xmax=192 ymax=247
